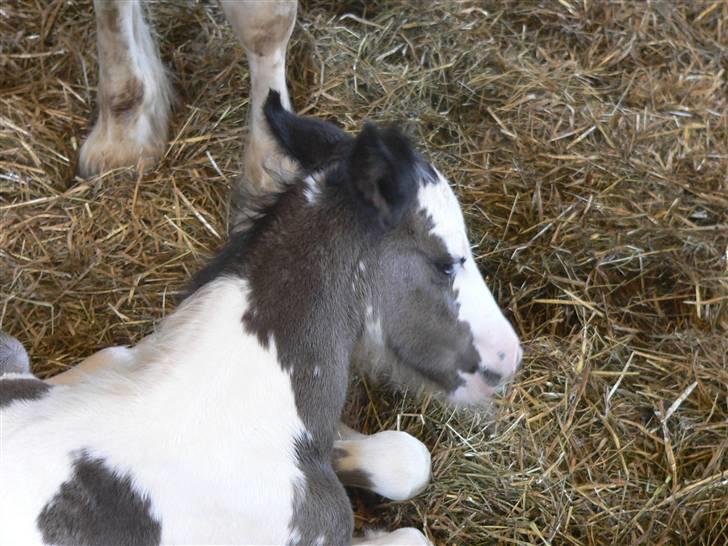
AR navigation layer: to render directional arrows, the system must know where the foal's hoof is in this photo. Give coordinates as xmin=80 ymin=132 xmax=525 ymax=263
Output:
xmin=361 ymin=528 xmax=432 ymax=546
xmin=386 ymin=529 xmax=432 ymax=546
xmin=336 ymin=430 xmax=432 ymax=501
xmin=369 ymin=431 xmax=431 ymax=501
xmin=0 ymin=332 xmax=30 ymax=375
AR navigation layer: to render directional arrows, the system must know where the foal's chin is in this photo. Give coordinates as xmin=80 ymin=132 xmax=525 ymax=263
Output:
xmin=448 ymin=372 xmax=504 ymax=407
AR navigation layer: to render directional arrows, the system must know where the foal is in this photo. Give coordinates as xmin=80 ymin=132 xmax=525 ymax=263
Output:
xmin=1 ymin=94 xmax=521 ymax=543
xmin=1 ymin=1 xmax=522 ymax=543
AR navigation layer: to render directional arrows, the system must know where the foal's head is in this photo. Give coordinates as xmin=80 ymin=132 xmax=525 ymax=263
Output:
xmin=258 ymin=92 xmax=522 ymax=405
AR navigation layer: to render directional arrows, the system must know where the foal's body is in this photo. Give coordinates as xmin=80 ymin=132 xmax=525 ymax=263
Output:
xmin=3 ymin=280 xmax=316 ymax=544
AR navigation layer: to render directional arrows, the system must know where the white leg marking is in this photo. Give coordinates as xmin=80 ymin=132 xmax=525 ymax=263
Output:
xmin=79 ymin=0 xmax=173 ymax=176
xmin=221 ymin=0 xmax=299 ymax=222
xmin=353 ymin=528 xmax=432 ymax=545
xmin=335 ymin=430 xmax=431 ymax=501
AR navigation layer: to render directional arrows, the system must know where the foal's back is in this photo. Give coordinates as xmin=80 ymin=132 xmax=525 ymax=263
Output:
xmin=1 ymin=279 xmax=307 ymax=544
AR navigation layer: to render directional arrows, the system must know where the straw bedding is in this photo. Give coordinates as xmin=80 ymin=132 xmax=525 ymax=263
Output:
xmin=1 ymin=1 xmax=726 ymax=544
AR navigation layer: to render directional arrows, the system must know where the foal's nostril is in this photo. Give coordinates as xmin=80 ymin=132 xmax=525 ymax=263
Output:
xmin=480 ymin=369 xmax=502 ymax=387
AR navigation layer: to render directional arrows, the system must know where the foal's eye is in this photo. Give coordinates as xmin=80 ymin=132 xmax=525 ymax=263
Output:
xmin=438 ymin=262 xmax=456 ymax=277
xmin=436 ymin=257 xmax=464 ymax=279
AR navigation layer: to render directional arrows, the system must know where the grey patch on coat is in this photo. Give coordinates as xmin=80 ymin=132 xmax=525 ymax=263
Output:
xmin=0 ymin=377 xmax=51 ymax=408
xmin=351 ymin=206 xmax=481 ymax=395
xmin=0 ymin=331 xmax=30 ymax=375
xmin=285 ymin=435 xmax=354 ymax=546
xmin=37 ymin=451 xmax=161 ymax=546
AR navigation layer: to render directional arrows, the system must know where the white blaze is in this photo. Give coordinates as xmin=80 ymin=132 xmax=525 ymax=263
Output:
xmin=417 ymin=168 xmax=522 ymax=403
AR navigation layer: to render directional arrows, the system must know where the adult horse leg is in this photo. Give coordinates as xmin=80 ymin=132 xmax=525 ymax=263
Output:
xmin=219 ymin=0 xmax=298 ymax=231
xmin=79 ymin=0 xmax=172 ymax=177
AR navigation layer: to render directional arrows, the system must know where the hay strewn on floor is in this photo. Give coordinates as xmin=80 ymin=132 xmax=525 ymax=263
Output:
xmin=1 ymin=1 xmax=726 ymax=544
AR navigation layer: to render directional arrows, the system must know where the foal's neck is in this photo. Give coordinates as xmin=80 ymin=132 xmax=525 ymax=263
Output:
xmin=241 ymin=199 xmax=367 ymax=446
xmin=186 ymin=189 xmax=368 ymax=448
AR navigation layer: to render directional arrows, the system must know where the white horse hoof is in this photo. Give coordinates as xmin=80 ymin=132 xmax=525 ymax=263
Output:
xmin=78 ymin=101 xmax=169 ymax=177
xmin=358 ymin=528 xmax=432 ymax=546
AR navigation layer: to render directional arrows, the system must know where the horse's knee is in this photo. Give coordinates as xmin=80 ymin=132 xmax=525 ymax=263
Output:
xmin=0 ymin=332 xmax=30 ymax=376
xmin=221 ymin=0 xmax=297 ymax=58
xmin=334 ymin=431 xmax=431 ymax=501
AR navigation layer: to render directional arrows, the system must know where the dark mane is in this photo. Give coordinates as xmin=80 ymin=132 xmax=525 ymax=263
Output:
xmin=186 ymin=182 xmax=289 ymax=298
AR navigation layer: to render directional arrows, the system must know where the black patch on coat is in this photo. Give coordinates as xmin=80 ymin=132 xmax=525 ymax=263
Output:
xmin=0 ymin=378 xmax=51 ymax=407
xmin=37 ymin=451 xmax=161 ymax=546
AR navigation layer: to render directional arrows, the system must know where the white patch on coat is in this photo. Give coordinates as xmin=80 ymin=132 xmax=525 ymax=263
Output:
xmin=0 ymin=278 xmax=307 ymax=544
xmin=303 ymin=173 xmax=322 ymax=204
xmin=288 ymin=526 xmax=302 ymax=544
xmin=417 ymin=169 xmax=521 ymax=401
xmin=364 ymin=305 xmax=384 ymax=347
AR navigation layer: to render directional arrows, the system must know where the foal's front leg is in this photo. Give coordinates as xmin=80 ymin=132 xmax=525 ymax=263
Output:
xmin=79 ymin=0 xmax=172 ymax=177
xmin=334 ymin=424 xmax=432 ymax=501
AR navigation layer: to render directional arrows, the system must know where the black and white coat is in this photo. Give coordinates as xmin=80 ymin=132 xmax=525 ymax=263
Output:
xmin=0 ymin=1 xmax=521 ymax=544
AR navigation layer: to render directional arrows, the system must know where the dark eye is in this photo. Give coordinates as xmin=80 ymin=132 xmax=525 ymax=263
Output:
xmin=435 ymin=260 xmax=461 ymax=279
xmin=436 ymin=257 xmax=464 ymax=278
xmin=437 ymin=261 xmax=457 ymax=277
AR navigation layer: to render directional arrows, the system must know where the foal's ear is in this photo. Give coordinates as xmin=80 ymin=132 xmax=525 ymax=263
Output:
xmin=346 ymin=123 xmax=418 ymax=229
xmin=264 ymin=90 xmax=349 ymax=170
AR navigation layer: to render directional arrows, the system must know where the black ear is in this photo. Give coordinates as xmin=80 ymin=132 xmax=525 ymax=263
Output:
xmin=346 ymin=123 xmax=419 ymax=229
xmin=263 ymin=90 xmax=350 ymax=171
